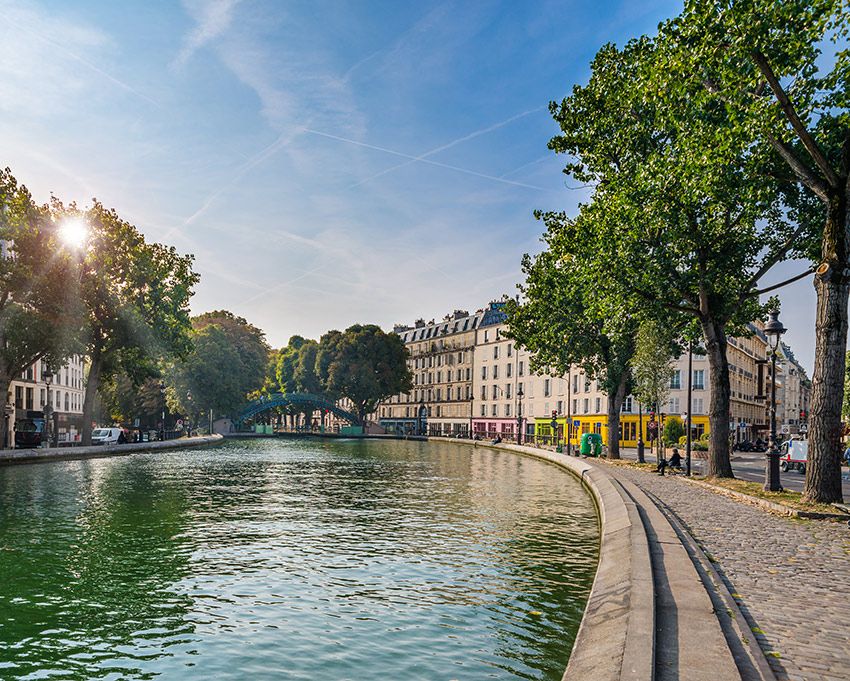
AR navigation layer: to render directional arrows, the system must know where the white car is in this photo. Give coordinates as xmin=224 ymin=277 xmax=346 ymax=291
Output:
xmin=91 ymin=427 xmax=125 ymax=446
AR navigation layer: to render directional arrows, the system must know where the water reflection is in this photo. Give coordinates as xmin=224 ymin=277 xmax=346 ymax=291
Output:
xmin=0 ymin=439 xmax=598 ymax=680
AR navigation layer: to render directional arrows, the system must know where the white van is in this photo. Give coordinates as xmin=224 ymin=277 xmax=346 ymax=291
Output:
xmin=780 ymin=440 xmax=808 ymax=473
xmin=92 ymin=427 xmax=125 ymax=446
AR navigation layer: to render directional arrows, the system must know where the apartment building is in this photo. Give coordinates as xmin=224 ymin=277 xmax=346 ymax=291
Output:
xmin=379 ymin=310 xmax=482 ymax=436
xmin=7 ymin=355 xmax=86 ymax=447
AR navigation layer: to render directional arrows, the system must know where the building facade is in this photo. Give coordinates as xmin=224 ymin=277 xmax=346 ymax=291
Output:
xmin=379 ymin=310 xmax=483 ymax=436
xmin=8 ymin=355 xmax=86 ymax=447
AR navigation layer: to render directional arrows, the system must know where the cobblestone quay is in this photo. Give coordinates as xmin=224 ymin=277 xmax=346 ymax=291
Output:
xmin=596 ymin=462 xmax=850 ymax=681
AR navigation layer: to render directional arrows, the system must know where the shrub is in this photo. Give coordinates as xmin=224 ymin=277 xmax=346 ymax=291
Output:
xmin=663 ymin=416 xmax=684 ymax=445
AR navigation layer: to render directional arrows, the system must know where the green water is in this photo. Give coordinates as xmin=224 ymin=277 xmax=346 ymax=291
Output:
xmin=0 ymin=438 xmax=598 ymax=680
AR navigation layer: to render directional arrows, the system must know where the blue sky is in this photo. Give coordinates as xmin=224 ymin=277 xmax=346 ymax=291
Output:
xmin=0 ymin=0 xmax=818 ymax=372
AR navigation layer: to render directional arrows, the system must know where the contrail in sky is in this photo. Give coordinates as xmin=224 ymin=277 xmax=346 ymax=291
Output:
xmin=349 ymin=106 xmax=547 ymax=188
xmin=303 ymin=128 xmax=545 ymax=191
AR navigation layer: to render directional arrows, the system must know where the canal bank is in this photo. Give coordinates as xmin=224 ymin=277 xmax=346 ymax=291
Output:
xmin=0 ymin=434 xmax=223 ymax=466
xmin=431 ymin=437 xmax=777 ymax=681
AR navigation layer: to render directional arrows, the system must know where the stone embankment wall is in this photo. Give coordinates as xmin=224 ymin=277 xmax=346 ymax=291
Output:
xmin=0 ymin=434 xmax=223 ymax=466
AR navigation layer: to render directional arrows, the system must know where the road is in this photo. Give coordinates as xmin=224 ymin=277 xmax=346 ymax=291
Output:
xmin=616 ymin=446 xmax=850 ymax=499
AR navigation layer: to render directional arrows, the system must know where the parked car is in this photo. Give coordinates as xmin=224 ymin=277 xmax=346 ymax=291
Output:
xmin=780 ymin=440 xmax=808 ymax=474
xmin=91 ymin=427 xmax=127 ymax=446
xmin=14 ymin=417 xmax=44 ymax=448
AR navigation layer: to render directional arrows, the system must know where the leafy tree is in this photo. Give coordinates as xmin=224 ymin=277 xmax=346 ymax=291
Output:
xmin=662 ymin=0 xmax=849 ymax=501
xmin=0 ymin=169 xmax=81 ymax=446
xmin=63 ymin=201 xmax=197 ymax=445
xmin=549 ymin=36 xmax=796 ymax=476
xmin=631 ymin=320 xmax=678 ymax=457
xmin=505 ymin=215 xmax=638 ymax=459
xmin=167 ymin=311 xmax=269 ymax=425
xmin=99 ymin=372 xmax=164 ymax=430
xmin=316 ymin=324 xmax=411 ymax=423
xmin=663 ymin=416 xmax=685 ymax=447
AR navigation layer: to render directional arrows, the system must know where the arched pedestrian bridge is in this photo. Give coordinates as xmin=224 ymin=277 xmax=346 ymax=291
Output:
xmin=234 ymin=392 xmax=361 ymax=428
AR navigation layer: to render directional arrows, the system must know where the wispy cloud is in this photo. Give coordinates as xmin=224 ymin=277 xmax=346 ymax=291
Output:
xmin=0 ymin=0 xmax=155 ymax=111
xmin=173 ymin=0 xmax=241 ymax=69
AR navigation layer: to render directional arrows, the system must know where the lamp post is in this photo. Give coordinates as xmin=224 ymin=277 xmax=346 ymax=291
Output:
xmin=566 ymin=368 xmax=573 ymax=456
xmin=686 ymin=341 xmax=693 ymax=477
xmin=159 ymin=381 xmax=166 ymax=442
xmin=516 ymin=384 xmax=524 ymax=445
xmin=43 ymin=368 xmax=53 ymax=448
xmin=637 ymin=400 xmax=645 ymax=463
xmin=763 ymin=311 xmax=787 ymax=492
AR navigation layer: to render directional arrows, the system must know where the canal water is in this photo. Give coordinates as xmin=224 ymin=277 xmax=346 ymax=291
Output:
xmin=0 ymin=438 xmax=598 ymax=680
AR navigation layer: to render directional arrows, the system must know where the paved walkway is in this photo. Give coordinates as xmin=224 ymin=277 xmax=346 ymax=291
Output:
xmin=592 ymin=461 xmax=850 ymax=681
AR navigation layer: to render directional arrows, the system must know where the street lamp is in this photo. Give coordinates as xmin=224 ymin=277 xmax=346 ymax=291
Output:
xmin=159 ymin=381 xmax=166 ymax=441
xmin=42 ymin=368 xmax=53 ymax=448
xmin=763 ymin=310 xmax=787 ymax=492
xmin=516 ymin=384 xmax=524 ymax=445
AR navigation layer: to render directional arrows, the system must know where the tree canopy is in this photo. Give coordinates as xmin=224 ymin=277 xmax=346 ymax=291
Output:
xmin=316 ymin=324 xmax=412 ymax=421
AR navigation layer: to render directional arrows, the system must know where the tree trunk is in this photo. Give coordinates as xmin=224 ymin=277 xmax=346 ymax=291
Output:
xmin=0 ymin=374 xmax=11 ymax=449
xmin=805 ymin=198 xmax=849 ymax=503
xmin=606 ymin=370 xmax=628 ymax=459
xmin=701 ymin=317 xmax=734 ymax=477
xmin=81 ymin=352 xmax=102 ymax=446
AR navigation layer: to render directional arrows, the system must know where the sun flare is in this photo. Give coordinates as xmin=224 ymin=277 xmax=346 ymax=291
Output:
xmin=58 ymin=218 xmax=88 ymax=249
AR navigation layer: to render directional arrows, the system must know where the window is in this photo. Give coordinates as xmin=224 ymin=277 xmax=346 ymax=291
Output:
xmin=595 ymin=397 xmax=602 ymax=413
xmin=507 ymin=344 xmax=513 ymax=357
xmin=583 ymin=398 xmax=589 ymax=414
xmin=557 ymin=400 xmax=563 ymax=414
xmin=573 ymin=398 xmax=578 ymax=414
xmin=481 ymin=404 xmax=486 ymax=416
xmin=465 ymin=368 xmax=471 ymax=381
xmin=484 ymin=330 xmax=489 ymax=342
xmin=494 ymin=346 xmax=499 ymax=359
xmin=481 ymin=366 xmax=488 ymax=380
xmin=481 ymin=386 xmax=487 ymax=400
xmin=622 ymin=396 xmax=633 ymax=413
xmin=668 ymin=397 xmax=680 ymax=413
xmin=620 ymin=422 xmax=636 ymax=442
xmin=670 ymin=370 xmax=681 ymax=390
xmin=573 ymin=374 xmax=579 ymax=394
xmin=447 ymin=386 xmax=452 ymax=400
xmin=584 ymin=378 xmax=591 ymax=392
xmin=492 ymin=404 xmax=497 ymax=416
xmin=506 ymin=363 xmax=512 ymax=378
xmin=693 ymin=370 xmax=705 ymax=390
xmin=693 ymin=398 xmax=704 ymax=414
xmin=14 ymin=386 xmax=22 ymax=407
xmin=493 ymin=365 xmax=499 ymax=379
xmin=506 ymin=384 xmax=512 ymax=399
xmin=40 ymin=388 xmax=45 ymax=407
xmin=436 ymin=371 xmax=442 ymax=383
xmin=492 ymin=385 xmax=499 ymax=399
xmin=25 ymin=387 xmax=33 ymax=410
xmin=505 ymin=404 xmax=511 ymax=417
xmin=518 ymin=361 xmax=524 ymax=377
xmin=544 ymin=379 xmax=551 ymax=397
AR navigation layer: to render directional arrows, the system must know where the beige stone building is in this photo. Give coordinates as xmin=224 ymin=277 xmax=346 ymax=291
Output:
xmin=378 ymin=309 xmax=483 ymax=436
xmin=8 ymin=355 xmax=86 ymax=447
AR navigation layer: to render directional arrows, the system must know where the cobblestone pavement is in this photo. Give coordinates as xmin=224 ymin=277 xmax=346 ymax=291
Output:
xmin=593 ymin=462 xmax=850 ymax=681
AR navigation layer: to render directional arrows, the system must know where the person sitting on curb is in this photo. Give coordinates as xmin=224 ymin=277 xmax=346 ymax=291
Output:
xmin=491 ymin=435 xmax=502 ymax=445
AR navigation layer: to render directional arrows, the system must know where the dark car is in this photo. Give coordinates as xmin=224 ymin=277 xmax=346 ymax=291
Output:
xmin=15 ymin=418 xmax=44 ymax=448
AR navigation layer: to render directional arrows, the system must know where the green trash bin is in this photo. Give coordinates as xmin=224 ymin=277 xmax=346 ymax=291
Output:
xmin=580 ymin=433 xmax=603 ymax=457
xmin=590 ymin=433 xmax=603 ymax=457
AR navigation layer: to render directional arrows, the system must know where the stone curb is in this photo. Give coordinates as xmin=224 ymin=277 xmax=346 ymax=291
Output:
xmin=678 ymin=476 xmax=850 ymax=521
xmin=430 ymin=438 xmax=654 ymax=681
xmin=0 ymin=434 xmax=224 ymax=466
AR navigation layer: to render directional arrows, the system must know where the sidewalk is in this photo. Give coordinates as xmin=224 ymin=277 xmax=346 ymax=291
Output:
xmin=589 ymin=456 xmax=850 ymax=681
